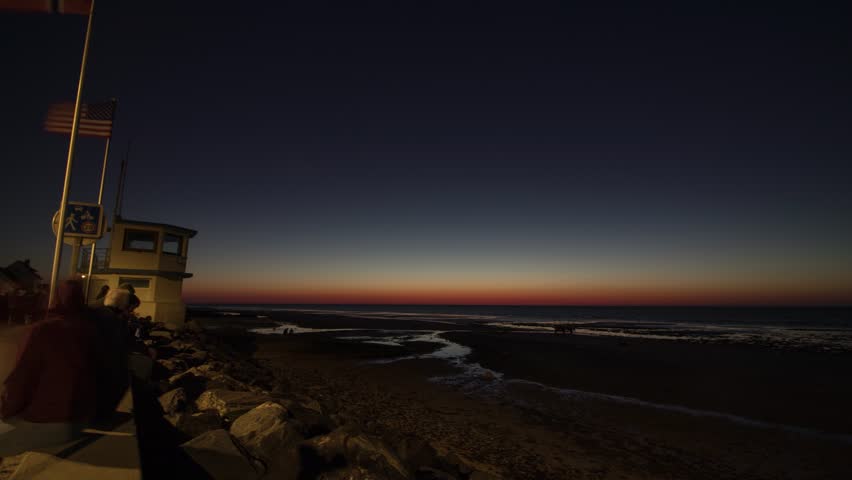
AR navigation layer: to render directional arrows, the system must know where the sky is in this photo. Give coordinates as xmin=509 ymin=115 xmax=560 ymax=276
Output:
xmin=1 ymin=1 xmax=851 ymax=305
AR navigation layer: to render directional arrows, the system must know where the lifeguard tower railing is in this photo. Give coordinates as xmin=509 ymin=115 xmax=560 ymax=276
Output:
xmin=75 ymin=247 xmax=189 ymax=273
xmin=76 ymin=246 xmax=110 ymax=273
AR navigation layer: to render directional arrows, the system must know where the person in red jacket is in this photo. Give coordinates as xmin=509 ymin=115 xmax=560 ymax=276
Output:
xmin=0 ymin=279 xmax=98 ymax=456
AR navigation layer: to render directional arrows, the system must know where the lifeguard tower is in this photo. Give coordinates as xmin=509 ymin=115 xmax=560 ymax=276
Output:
xmin=82 ymin=216 xmax=197 ymax=326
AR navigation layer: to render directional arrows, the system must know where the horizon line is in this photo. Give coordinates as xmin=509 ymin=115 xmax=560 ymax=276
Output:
xmin=186 ymin=302 xmax=852 ymax=309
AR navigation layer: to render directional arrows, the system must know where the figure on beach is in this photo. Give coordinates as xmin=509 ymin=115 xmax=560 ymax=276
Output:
xmin=553 ymin=323 xmax=575 ymax=335
xmin=0 ymin=279 xmax=98 ymax=456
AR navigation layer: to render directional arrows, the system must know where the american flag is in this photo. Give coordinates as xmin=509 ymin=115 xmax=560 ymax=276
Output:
xmin=0 ymin=0 xmax=92 ymax=15
xmin=44 ymin=100 xmax=115 ymax=138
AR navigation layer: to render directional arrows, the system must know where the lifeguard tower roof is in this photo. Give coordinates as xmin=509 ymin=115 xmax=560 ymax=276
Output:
xmin=117 ymin=217 xmax=198 ymax=238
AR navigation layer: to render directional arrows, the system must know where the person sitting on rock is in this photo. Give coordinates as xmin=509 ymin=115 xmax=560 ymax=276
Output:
xmin=92 ymin=284 xmax=110 ymax=307
xmin=102 ymin=288 xmax=154 ymax=381
xmin=0 ymin=279 xmax=98 ymax=456
xmin=90 ymin=287 xmax=133 ymax=424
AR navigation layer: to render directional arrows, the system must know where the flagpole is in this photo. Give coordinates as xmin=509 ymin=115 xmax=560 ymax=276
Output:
xmin=84 ymin=99 xmax=114 ymax=299
xmin=47 ymin=0 xmax=96 ymax=312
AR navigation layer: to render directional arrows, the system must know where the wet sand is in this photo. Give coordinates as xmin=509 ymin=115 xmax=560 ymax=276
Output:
xmin=445 ymin=330 xmax=852 ymax=435
xmin=199 ymin=312 xmax=852 ymax=479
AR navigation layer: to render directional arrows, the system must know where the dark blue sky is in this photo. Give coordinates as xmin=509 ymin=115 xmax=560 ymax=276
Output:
xmin=2 ymin=2 xmax=851 ymax=304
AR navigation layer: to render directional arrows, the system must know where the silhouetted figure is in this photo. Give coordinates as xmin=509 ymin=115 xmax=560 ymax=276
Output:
xmin=32 ymin=287 xmax=47 ymax=323
xmin=90 ymin=288 xmax=133 ymax=424
xmin=8 ymin=290 xmax=26 ymax=325
xmin=117 ymin=283 xmax=136 ymax=295
xmin=0 ymin=294 xmax=8 ymax=325
xmin=94 ymin=284 xmax=110 ymax=306
xmin=0 ymin=279 xmax=98 ymax=456
xmin=101 ymin=288 xmax=153 ymax=381
xmin=553 ymin=324 xmax=575 ymax=335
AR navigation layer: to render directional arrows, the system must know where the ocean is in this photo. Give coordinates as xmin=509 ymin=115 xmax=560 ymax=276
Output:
xmin=193 ymin=304 xmax=852 ymax=352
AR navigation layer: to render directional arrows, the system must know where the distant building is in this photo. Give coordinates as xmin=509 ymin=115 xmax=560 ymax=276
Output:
xmin=1 ymin=259 xmax=42 ymax=293
xmin=83 ymin=216 xmax=197 ymax=326
xmin=0 ymin=268 xmax=17 ymax=294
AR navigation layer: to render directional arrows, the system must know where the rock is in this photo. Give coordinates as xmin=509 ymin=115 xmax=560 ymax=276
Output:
xmin=469 ymin=471 xmax=502 ymax=480
xmin=181 ymin=429 xmax=258 ymax=480
xmin=187 ymin=349 xmax=210 ymax=365
xmin=221 ymin=361 xmax=275 ymax=391
xmin=416 ymin=467 xmax=459 ymax=480
xmin=438 ymin=451 xmax=500 ymax=480
xmin=305 ymin=427 xmax=410 ymax=480
xmin=170 ymin=365 xmax=261 ymax=400
xmin=159 ymin=387 xmax=188 ymax=414
xmin=168 ymin=410 xmax=223 ymax=438
xmin=169 ymin=372 xmax=209 ymax=400
xmin=158 ymin=357 xmax=188 ymax=374
xmin=149 ymin=330 xmax=173 ymax=340
xmin=230 ymin=402 xmax=303 ymax=480
xmin=0 ymin=453 xmax=25 ymax=478
xmin=286 ymin=401 xmax=336 ymax=438
xmin=316 ymin=465 xmax=376 ymax=480
xmin=184 ymin=318 xmax=205 ymax=333
xmin=167 ymin=339 xmax=197 ymax=353
xmin=342 ymin=434 xmax=410 ymax=479
xmin=292 ymin=395 xmax=323 ymax=414
xmin=196 ymin=389 xmax=272 ymax=420
xmin=396 ymin=436 xmax=437 ymax=471
xmin=162 ymin=321 xmax=182 ymax=332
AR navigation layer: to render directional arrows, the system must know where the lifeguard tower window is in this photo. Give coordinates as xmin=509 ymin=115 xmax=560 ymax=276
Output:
xmin=123 ymin=229 xmax=158 ymax=252
xmin=118 ymin=277 xmax=150 ymax=289
xmin=162 ymin=233 xmax=183 ymax=255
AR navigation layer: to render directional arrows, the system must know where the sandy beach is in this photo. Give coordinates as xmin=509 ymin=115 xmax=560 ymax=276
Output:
xmin=193 ymin=310 xmax=852 ymax=480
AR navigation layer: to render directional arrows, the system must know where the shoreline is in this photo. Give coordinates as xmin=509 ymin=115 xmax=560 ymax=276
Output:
xmin=205 ymin=308 xmax=852 ymax=435
xmin=247 ymin=325 xmax=852 ymax=479
xmin=189 ymin=309 xmax=852 ymax=478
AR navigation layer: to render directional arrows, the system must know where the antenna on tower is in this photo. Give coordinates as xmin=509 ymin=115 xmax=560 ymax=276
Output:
xmin=113 ymin=139 xmax=131 ymax=222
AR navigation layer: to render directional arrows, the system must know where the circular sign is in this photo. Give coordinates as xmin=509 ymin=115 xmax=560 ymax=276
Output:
xmin=52 ymin=211 xmax=96 ymax=246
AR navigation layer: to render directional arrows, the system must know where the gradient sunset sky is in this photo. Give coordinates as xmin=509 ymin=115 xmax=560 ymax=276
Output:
xmin=2 ymin=2 xmax=851 ymax=305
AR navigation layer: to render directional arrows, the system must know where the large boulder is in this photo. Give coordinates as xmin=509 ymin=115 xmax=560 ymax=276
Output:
xmin=280 ymin=398 xmax=336 ymax=438
xmin=416 ymin=467 xmax=460 ymax=480
xmin=196 ymin=389 xmax=272 ymax=420
xmin=395 ymin=435 xmax=437 ymax=472
xmin=435 ymin=450 xmax=501 ymax=480
xmin=167 ymin=339 xmax=198 ymax=352
xmin=169 ymin=372 xmax=209 ymax=400
xmin=184 ymin=349 xmax=210 ymax=366
xmin=230 ymin=402 xmax=303 ymax=480
xmin=158 ymin=358 xmax=188 ymax=375
xmin=149 ymin=330 xmax=173 ymax=341
xmin=316 ymin=465 xmax=382 ymax=480
xmin=469 ymin=471 xmax=503 ymax=480
xmin=170 ymin=365 xmax=261 ymax=400
xmin=304 ymin=427 xmax=410 ymax=480
xmin=181 ymin=429 xmax=258 ymax=480
xmin=168 ymin=410 xmax=224 ymax=438
xmin=159 ymin=387 xmax=188 ymax=415
xmin=184 ymin=318 xmax=205 ymax=333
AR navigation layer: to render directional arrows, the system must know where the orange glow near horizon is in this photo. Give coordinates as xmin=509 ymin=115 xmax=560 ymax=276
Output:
xmin=182 ymin=282 xmax=852 ymax=306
